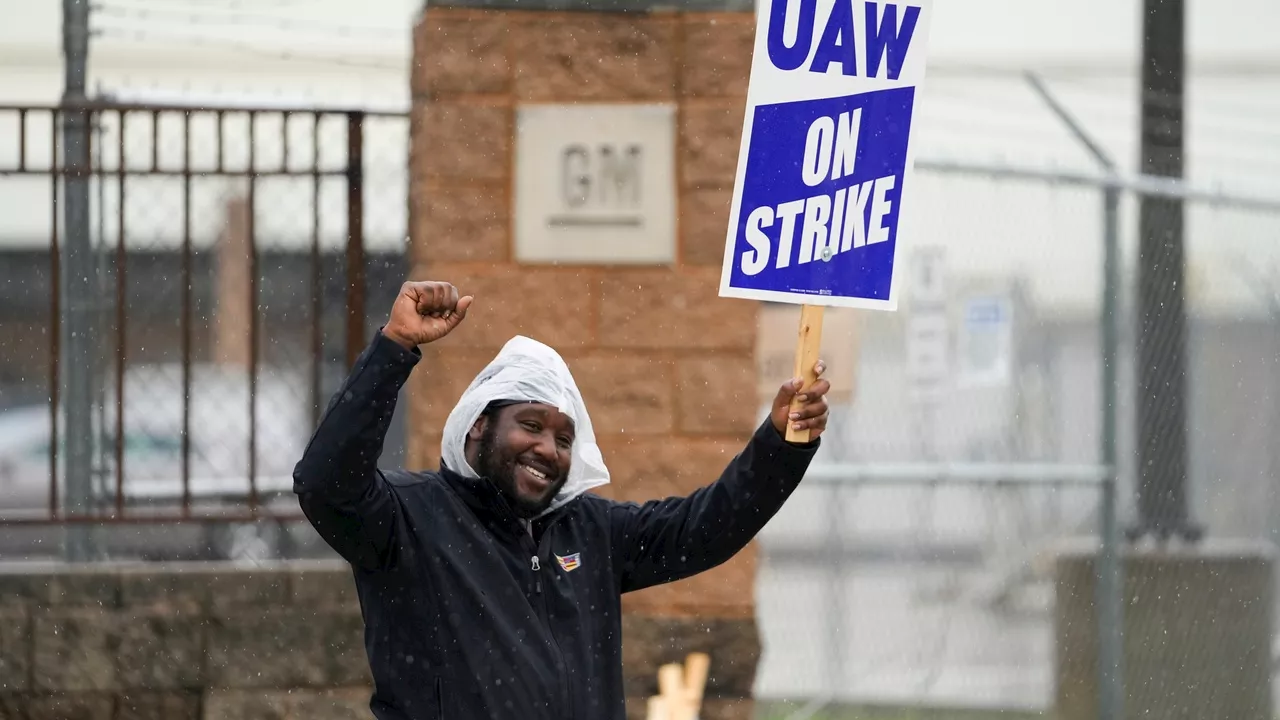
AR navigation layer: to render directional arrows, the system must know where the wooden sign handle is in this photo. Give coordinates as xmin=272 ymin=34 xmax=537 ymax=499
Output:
xmin=786 ymin=304 xmax=825 ymax=444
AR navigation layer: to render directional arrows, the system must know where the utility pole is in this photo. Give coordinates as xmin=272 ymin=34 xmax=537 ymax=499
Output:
xmin=61 ymin=0 xmax=96 ymax=560
xmin=1132 ymin=0 xmax=1200 ymax=543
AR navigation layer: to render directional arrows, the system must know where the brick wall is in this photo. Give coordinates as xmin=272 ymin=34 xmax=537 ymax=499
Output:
xmin=408 ymin=6 xmax=765 ymax=717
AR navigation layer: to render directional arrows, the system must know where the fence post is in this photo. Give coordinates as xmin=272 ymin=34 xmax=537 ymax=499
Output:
xmin=1095 ymin=183 xmax=1124 ymax=720
xmin=345 ymin=111 xmax=366 ymax=370
xmin=1025 ymin=71 xmax=1125 ymax=720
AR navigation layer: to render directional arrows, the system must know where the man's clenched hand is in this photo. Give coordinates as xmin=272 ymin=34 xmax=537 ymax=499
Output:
xmin=770 ymin=360 xmax=830 ymax=442
xmin=382 ymin=281 xmax=473 ymax=350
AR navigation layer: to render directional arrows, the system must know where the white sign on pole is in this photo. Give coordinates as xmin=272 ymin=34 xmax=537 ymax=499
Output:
xmin=905 ymin=247 xmax=948 ymax=400
xmin=718 ymin=0 xmax=935 ymax=310
xmin=514 ymin=104 xmax=677 ymax=265
xmin=957 ymin=293 xmax=1014 ymax=387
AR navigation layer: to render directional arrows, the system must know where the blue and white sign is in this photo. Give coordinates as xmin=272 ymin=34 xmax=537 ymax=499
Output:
xmin=958 ymin=293 xmax=1015 ymax=387
xmin=718 ymin=0 xmax=934 ymax=310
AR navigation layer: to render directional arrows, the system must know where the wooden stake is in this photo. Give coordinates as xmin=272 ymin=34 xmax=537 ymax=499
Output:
xmin=683 ymin=652 xmax=710 ymax=708
xmin=656 ymin=663 xmax=686 ymax=720
xmin=657 ymin=663 xmax=684 ymax=702
xmin=646 ymin=653 xmax=712 ymax=720
xmin=646 ymin=696 xmax=670 ymax=720
xmin=786 ymin=304 xmax=825 ymax=444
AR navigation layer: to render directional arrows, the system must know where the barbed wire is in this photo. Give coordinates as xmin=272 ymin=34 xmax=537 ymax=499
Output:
xmin=92 ymin=2 xmax=409 ymax=41
xmin=101 ymin=0 xmax=309 ymax=8
xmin=1044 ymin=75 xmax=1280 ymax=137
xmin=93 ymin=26 xmax=407 ymax=71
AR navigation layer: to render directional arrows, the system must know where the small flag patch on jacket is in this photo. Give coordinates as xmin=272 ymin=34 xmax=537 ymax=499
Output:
xmin=556 ymin=553 xmax=581 ymax=572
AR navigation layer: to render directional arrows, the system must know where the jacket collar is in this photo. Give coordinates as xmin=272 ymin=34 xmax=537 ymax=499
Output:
xmin=439 ymin=463 xmax=569 ymax=539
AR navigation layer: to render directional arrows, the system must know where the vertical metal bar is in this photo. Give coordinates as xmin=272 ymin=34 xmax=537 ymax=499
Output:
xmin=150 ymin=110 xmax=159 ymax=172
xmin=83 ymin=107 xmax=98 ymax=515
xmin=310 ymin=113 xmax=322 ymax=428
xmin=181 ymin=110 xmax=193 ymax=517
xmin=49 ymin=110 xmax=60 ymax=520
xmin=94 ymin=110 xmax=108 ymax=493
xmin=345 ymin=112 xmax=365 ymax=369
xmin=18 ymin=109 xmax=27 ymax=171
xmin=216 ymin=110 xmax=224 ymax=174
xmin=247 ymin=111 xmax=259 ymax=512
xmin=61 ymin=0 xmax=91 ymax=530
xmin=826 ymin=483 xmax=845 ymax=702
xmin=281 ymin=111 xmax=290 ymax=172
xmin=62 ymin=89 xmax=95 ymax=549
xmin=1023 ymin=73 xmax=1126 ymax=720
xmin=114 ymin=110 xmax=127 ymax=517
xmin=1270 ymin=293 xmax=1280 ymax=551
xmin=1097 ymin=478 xmax=1123 ymax=720
xmin=1096 ymin=184 xmax=1124 ymax=720
xmin=1135 ymin=0 xmax=1193 ymax=541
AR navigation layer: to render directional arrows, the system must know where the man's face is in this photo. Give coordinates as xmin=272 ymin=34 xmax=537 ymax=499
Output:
xmin=467 ymin=402 xmax=574 ymax=519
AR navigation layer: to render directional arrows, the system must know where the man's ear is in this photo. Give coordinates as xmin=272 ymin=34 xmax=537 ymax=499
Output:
xmin=467 ymin=414 xmax=489 ymax=442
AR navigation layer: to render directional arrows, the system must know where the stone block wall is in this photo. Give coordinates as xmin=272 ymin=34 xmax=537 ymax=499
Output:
xmin=0 ymin=561 xmax=370 ymax=720
xmin=0 ymin=561 xmax=764 ymax=720
xmin=408 ymin=6 xmax=767 ymax=717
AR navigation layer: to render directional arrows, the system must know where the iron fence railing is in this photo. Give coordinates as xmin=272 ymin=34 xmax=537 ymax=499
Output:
xmin=0 ymin=100 xmax=407 ymax=528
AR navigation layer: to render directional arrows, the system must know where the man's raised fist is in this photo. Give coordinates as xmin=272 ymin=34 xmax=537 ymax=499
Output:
xmin=382 ymin=281 xmax=474 ymax=349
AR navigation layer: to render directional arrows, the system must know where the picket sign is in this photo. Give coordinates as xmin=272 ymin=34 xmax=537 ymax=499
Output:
xmin=644 ymin=652 xmax=711 ymax=720
xmin=717 ymin=0 xmax=936 ymax=439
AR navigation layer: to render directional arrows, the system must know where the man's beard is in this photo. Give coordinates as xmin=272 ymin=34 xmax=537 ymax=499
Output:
xmin=474 ymin=421 xmax=565 ymax=519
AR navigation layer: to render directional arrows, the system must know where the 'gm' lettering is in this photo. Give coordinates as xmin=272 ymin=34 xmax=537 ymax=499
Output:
xmin=561 ymin=143 xmax=642 ymax=208
xmin=767 ymin=0 xmax=920 ymax=80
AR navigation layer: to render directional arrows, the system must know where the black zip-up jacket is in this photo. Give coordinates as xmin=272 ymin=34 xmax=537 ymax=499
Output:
xmin=292 ymin=330 xmax=820 ymax=720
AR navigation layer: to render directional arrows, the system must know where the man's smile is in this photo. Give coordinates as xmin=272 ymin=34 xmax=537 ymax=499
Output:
xmin=518 ymin=462 xmax=554 ymax=492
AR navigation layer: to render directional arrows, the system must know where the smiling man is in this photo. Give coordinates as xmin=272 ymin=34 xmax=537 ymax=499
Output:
xmin=293 ymin=280 xmax=830 ymax=720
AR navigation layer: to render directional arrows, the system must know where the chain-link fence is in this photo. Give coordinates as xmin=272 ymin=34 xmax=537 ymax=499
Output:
xmin=752 ymin=157 xmax=1280 ymax=718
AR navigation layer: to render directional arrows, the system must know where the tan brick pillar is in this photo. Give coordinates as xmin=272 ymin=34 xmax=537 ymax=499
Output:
xmin=408 ymin=5 xmax=764 ymax=718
